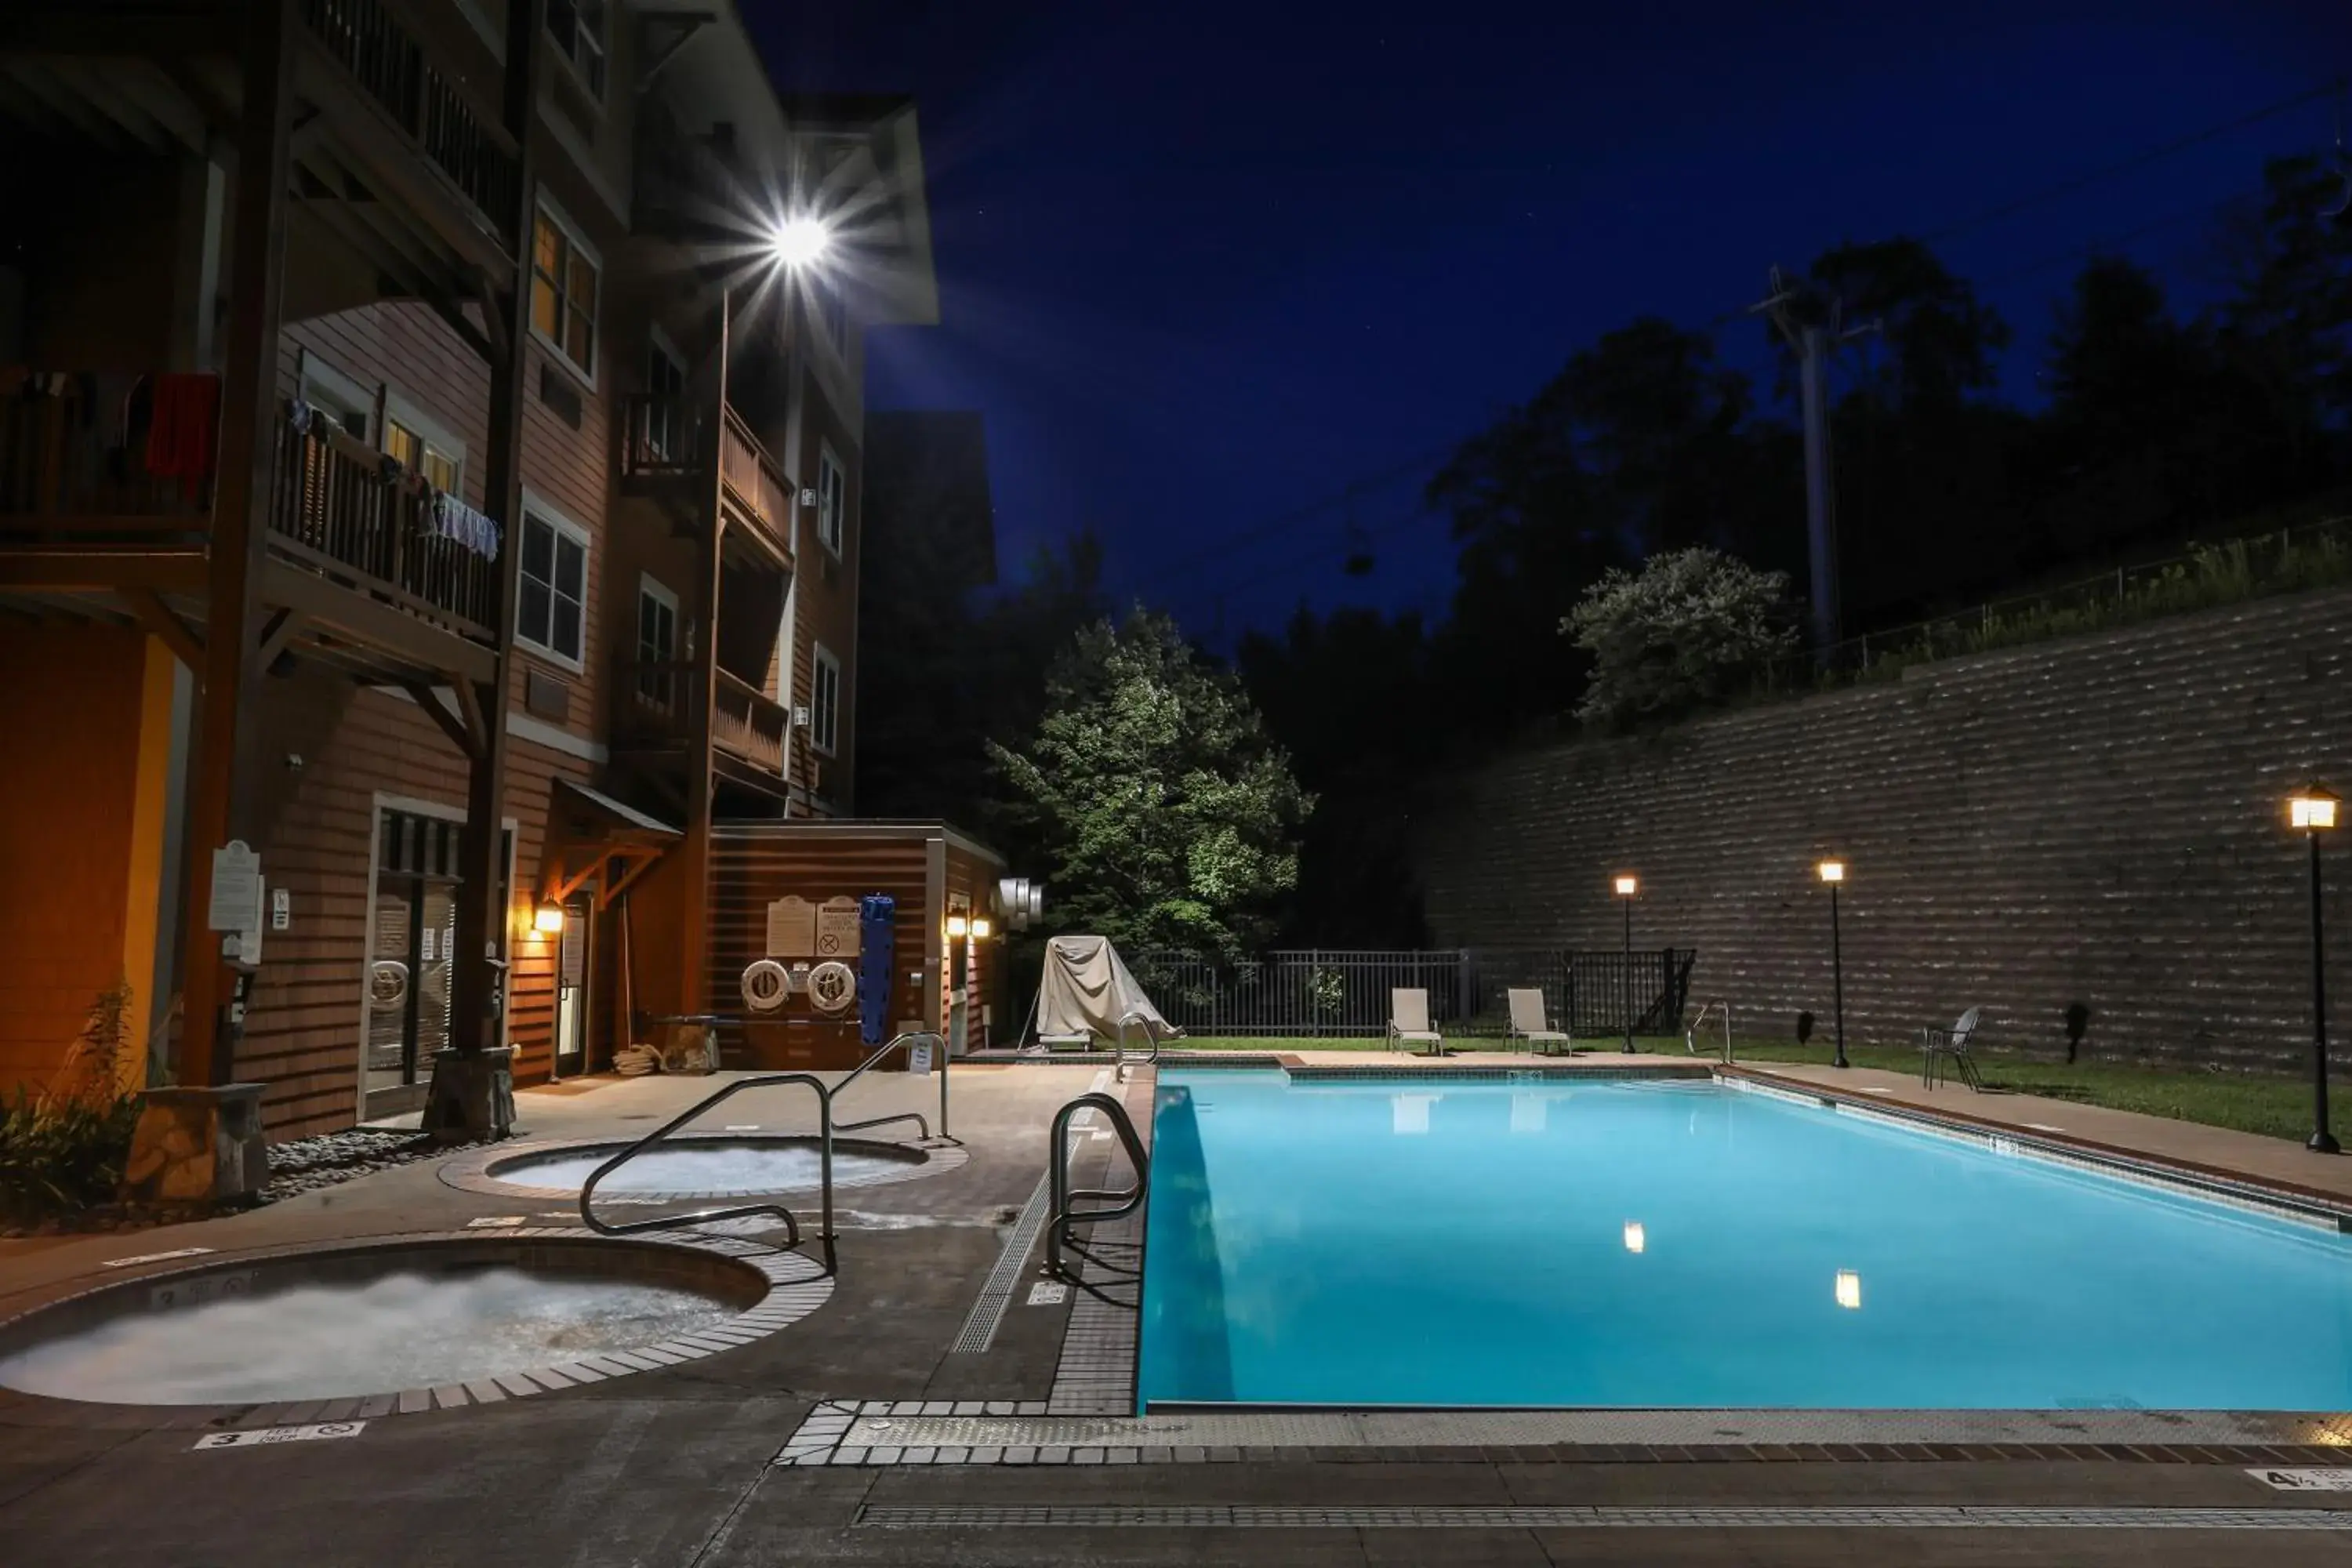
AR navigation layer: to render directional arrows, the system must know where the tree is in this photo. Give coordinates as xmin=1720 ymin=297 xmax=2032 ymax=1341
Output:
xmin=1563 ymin=548 xmax=1798 ymax=729
xmin=988 ymin=610 xmax=1312 ymax=959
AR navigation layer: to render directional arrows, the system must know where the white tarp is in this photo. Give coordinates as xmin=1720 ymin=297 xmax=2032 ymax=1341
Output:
xmin=1033 ymin=935 xmax=1178 ymax=1042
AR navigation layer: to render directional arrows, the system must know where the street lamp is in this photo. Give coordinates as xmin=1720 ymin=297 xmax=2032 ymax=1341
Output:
xmin=769 ymin=214 xmax=833 ymax=270
xmin=1613 ymin=873 xmax=1638 ymax=1052
xmin=2291 ymin=784 xmax=2341 ymax=1154
xmin=1817 ymin=859 xmax=1848 ymax=1069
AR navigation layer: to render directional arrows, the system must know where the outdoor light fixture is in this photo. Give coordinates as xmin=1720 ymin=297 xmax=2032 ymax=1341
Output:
xmin=2291 ymin=784 xmax=2342 ymax=1153
xmin=532 ymin=902 xmax=565 ymax=936
xmin=1819 ymin=858 xmax=1849 ymax=1069
xmin=1835 ymin=1269 xmax=1862 ymax=1310
xmin=1623 ymin=1221 xmax=1646 ymax=1254
xmin=1613 ymin=874 xmax=1639 ymax=1051
xmin=946 ymin=914 xmax=970 ymax=939
xmin=769 ymin=214 xmax=833 ymax=270
xmin=970 ymin=916 xmax=993 ymax=940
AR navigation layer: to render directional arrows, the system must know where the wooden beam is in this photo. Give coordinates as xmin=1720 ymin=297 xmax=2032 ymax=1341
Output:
xmin=600 ymin=847 xmax=667 ymax=909
xmin=451 ymin=672 xmax=490 ymax=756
xmin=473 ymin=265 xmax=509 ymax=363
xmin=118 ymin=586 xmax=205 ymax=672
xmin=254 ymin=604 xmax=303 ymax=667
xmin=0 ymin=9 xmax=234 ymax=58
xmin=177 ymin=0 xmax=296 ymax=1090
xmin=0 ymin=549 xmax=208 ymax=592
xmin=49 ymin=56 xmax=201 ymax=152
xmin=401 ymin=680 xmax=480 ymax=759
xmin=2 ymin=60 xmax=138 ymax=148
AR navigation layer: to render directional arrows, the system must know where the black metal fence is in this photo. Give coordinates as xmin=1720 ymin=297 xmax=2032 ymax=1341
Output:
xmin=1123 ymin=948 xmax=1696 ymax=1040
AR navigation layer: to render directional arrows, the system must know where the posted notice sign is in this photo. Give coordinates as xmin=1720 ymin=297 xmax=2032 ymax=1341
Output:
xmin=207 ymin=841 xmax=263 ymax=932
xmin=2248 ymin=1468 xmax=2352 ymax=1490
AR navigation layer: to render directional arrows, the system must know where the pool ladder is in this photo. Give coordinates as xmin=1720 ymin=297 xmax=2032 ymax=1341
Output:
xmin=1112 ymin=1008 xmax=1164 ymax=1083
xmin=576 ymin=1029 xmax=952 ymax=1276
xmin=1045 ymin=1091 xmax=1149 ymax=1281
xmin=1686 ymin=1000 xmax=1733 ymax=1063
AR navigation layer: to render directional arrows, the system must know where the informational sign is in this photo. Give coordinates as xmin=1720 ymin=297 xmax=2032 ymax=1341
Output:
xmin=151 ymin=1270 xmax=255 ymax=1311
xmin=814 ymin=896 xmax=860 ymax=958
xmin=1025 ymin=1282 xmax=1069 ymax=1306
xmin=765 ymin=895 xmax=815 ymax=957
xmin=420 ymin=927 xmax=437 ymax=964
xmin=270 ymin=887 xmax=291 ymax=931
xmin=907 ymin=1039 xmax=935 ymax=1076
xmin=192 ymin=1423 xmax=366 ymax=1451
xmin=207 ymin=841 xmax=263 ymax=933
xmin=2249 ymin=1468 xmax=2352 ymax=1490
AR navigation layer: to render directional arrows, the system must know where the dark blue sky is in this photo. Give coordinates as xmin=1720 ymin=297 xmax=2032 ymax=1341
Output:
xmin=757 ymin=2 xmax=2352 ymax=646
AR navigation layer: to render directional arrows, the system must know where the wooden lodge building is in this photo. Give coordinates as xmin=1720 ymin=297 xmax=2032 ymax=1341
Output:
xmin=0 ymin=0 xmax=1009 ymax=1141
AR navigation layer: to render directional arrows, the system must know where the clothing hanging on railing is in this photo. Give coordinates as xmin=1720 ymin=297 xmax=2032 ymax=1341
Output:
xmin=145 ymin=372 xmax=220 ymax=499
xmin=288 ymin=395 xmax=314 ymax=435
xmin=426 ymin=490 xmax=501 ymax=558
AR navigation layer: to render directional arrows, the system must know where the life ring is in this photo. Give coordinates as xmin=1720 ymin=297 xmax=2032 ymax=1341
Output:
xmin=742 ymin=958 xmax=790 ymax=1013
xmin=806 ymin=960 xmax=856 ymax=1014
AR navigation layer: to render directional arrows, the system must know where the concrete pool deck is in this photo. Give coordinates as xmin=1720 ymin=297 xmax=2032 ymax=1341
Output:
xmin=5 ymin=1055 xmax=2352 ymax=1565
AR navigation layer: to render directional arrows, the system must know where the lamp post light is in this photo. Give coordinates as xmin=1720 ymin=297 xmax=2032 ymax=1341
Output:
xmin=769 ymin=214 xmax=834 ymax=271
xmin=2291 ymin=785 xmax=2341 ymax=1154
xmin=1817 ymin=859 xmax=1848 ymax=1069
xmin=1613 ymin=873 xmax=1639 ymax=1052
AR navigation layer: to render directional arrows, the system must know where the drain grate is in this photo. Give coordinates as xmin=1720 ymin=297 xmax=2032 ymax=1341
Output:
xmin=948 ymin=1174 xmax=1052 ymax=1355
xmin=856 ymin=1504 xmax=2352 ymax=1531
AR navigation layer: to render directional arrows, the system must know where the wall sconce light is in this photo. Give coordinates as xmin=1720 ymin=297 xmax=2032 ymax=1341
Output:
xmin=970 ymin=916 xmax=992 ymax=939
xmin=532 ymin=902 xmax=566 ymax=936
xmin=946 ymin=914 xmax=970 ymax=938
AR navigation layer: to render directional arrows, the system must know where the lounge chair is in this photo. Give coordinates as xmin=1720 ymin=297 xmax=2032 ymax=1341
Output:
xmin=1506 ymin=988 xmax=1572 ymax=1055
xmin=1920 ymin=1007 xmax=1984 ymax=1090
xmin=1388 ymin=989 xmax=1445 ymax=1056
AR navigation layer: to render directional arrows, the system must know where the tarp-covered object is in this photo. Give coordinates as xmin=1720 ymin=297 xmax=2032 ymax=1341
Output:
xmin=1033 ymin=935 xmax=1179 ymax=1042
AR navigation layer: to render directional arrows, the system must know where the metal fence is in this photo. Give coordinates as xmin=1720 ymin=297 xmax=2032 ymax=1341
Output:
xmin=1124 ymin=948 xmax=1697 ymax=1040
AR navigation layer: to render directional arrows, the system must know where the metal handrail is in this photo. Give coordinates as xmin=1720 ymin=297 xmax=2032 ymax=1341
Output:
xmin=1046 ymin=1091 xmax=1149 ymax=1280
xmin=578 ymin=1029 xmax=951 ymax=1272
xmin=1112 ymin=1009 xmax=1163 ymax=1082
xmin=1687 ymin=1000 xmax=1733 ymax=1063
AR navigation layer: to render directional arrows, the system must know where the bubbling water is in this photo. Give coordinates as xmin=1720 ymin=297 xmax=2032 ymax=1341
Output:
xmin=0 ymin=1267 xmax=737 ymax=1404
xmin=493 ymin=1141 xmax=913 ymax=1193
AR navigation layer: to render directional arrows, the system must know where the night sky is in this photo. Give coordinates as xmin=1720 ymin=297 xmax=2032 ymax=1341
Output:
xmin=753 ymin=2 xmax=2352 ymax=647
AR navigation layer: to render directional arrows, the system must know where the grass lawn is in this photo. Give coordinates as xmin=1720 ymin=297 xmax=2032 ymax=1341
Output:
xmin=1169 ymin=1033 xmax=2321 ymax=1144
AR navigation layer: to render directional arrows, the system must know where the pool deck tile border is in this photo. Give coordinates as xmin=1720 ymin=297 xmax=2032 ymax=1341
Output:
xmin=0 ymin=1228 xmax=836 ymax=1431
xmin=435 ymin=1132 xmax=966 ymax=1203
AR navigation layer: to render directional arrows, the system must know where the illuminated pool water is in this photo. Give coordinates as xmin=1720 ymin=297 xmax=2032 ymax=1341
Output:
xmin=1139 ymin=1071 xmax=2352 ymax=1410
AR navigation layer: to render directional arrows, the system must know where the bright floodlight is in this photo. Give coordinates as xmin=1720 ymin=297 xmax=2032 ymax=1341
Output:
xmin=1817 ymin=859 xmax=1846 ymax=884
xmin=2292 ymin=786 xmax=2340 ymax=832
xmin=1613 ymin=874 xmax=1638 ymax=898
xmin=770 ymin=215 xmax=833 ymax=270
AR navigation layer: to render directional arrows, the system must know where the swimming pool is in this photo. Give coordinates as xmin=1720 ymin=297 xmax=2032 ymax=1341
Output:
xmin=1139 ymin=1070 xmax=2352 ymax=1410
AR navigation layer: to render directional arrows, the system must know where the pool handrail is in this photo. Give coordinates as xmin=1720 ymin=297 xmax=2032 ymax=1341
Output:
xmin=577 ymin=1029 xmax=949 ymax=1274
xmin=1046 ymin=1091 xmax=1150 ymax=1280
xmin=1686 ymin=1000 xmax=1733 ymax=1062
xmin=1113 ymin=1009 xmax=1163 ymax=1082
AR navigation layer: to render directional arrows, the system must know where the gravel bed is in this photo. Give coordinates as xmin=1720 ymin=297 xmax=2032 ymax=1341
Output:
xmin=261 ymin=1127 xmax=447 ymax=1200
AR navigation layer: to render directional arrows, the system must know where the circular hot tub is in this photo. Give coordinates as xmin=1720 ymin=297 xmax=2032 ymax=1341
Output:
xmin=441 ymin=1134 xmax=962 ymax=1202
xmin=0 ymin=1234 xmax=824 ymax=1411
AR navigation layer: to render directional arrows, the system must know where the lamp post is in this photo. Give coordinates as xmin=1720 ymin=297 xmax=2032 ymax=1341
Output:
xmin=2291 ymin=785 xmax=2341 ymax=1154
xmin=1817 ymin=860 xmax=1848 ymax=1068
xmin=1614 ymin=873 xmax=1639 ymax=1051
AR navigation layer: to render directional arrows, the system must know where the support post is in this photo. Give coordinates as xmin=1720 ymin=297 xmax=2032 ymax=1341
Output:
xmin=1829 ymin=880 xmax=1848 ymax=1069
xmin=174 ymin=0 xmax=296 ymax=1091
xmin=431 ymin=0 xmax=543 ymax=1138
xmin=2311 ymin=829 xmax=2338 ymax=1154
xmin=677 ymin=293 xmax=731 ymax=1014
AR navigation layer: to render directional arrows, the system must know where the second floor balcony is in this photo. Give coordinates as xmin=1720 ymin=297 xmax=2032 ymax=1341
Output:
xmin=619 ymin=396 xmax=795 ymax=568
xmin=614 ymin=659 xmax=789 ymax=788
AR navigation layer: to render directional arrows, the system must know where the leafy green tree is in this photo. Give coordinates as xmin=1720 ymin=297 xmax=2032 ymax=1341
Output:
xmin=988 ymin=610 xmax=1312 ymax=959
xmin=1563 ymin=547 xmax=1798 ymax=729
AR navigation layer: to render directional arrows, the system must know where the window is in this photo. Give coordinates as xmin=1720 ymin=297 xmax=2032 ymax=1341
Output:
xmin=546 ymin=0 xmax=606 ymax=96
xmin=642 ymin=336 xmax=686 ymax=462
xmin=811 ymin=644 xmax=841 ymax=756
xmin=298 ymin=353 xmax=374 ymax=441
xmin=531 ymin=205 xmax=600 ymax=383
xmin=384 ymin=418 xmax=462 ymax=494
xmin=636 ymin=575 xmax=677 ymax=705
xmin=816 ymin=445 xmax=846 ymax=556
xmin=517 ymin=510 xmax=588 ymax=666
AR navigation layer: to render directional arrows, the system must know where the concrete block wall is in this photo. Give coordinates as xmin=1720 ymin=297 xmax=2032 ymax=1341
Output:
xmin=1414 ymin=585 xmax=2352 ymax=1073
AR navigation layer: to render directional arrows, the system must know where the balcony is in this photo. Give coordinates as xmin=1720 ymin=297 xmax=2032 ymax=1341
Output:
xmin=615 ymin=660 xmax=789 ymax=783
xmin=619 ymin=396 xmax=795 ymax=568
xmin=0 ymin=372 xmax=500 ymax=681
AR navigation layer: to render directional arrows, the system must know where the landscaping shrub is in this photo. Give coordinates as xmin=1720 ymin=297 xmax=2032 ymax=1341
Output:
xmin=0 ymin=983 xmax=143 ymax=1221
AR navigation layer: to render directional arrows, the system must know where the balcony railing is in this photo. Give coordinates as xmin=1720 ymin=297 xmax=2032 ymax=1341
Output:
xmin=618 ymin=659 xmax=789 ymax=776
xmin=301 ymin=0 xmax=521 ymax=242
xmin=267 ymin=406 xmax=499 ymax=639
xmin=0 ymin=370 xmax=213 ymax=539
xmin=617 ymin=395 xmax=794 ymax=562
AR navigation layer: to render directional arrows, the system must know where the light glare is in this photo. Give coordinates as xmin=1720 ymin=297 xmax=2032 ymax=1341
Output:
xmin=1835 ymin=1269 xmax=1862 ymax=1309
xmin=2292 ymin=789 xmax=2339 ymax=831
xmin=770 ymin=215 xmax=833 ymax=270
xmin=1623 ymin=1221 xmax=1645 ymax=1254
xmin=1613 ymin=874 xmax=1638 ymax=898
xmin=1817 ymin=859 xmax=1846 ymax=884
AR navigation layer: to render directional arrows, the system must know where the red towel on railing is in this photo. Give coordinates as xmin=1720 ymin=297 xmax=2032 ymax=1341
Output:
xmin=146 ymin=372 xmax=220 ymax=501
